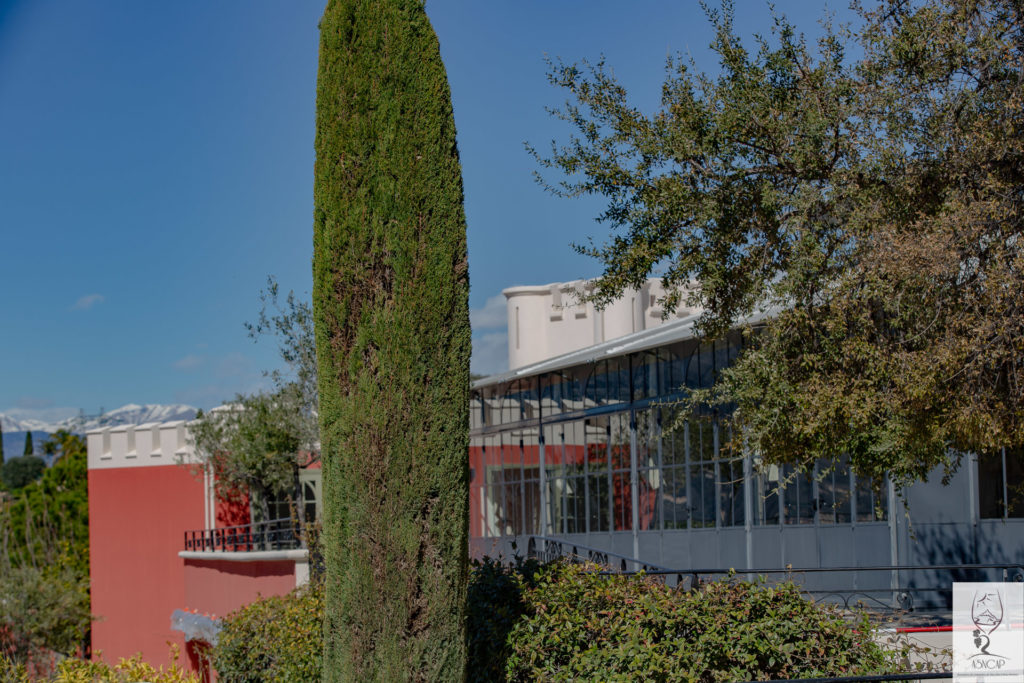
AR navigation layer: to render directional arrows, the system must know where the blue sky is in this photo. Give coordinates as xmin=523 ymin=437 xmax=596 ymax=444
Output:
xmin=0 ymin=0 xmax=853 ymax=420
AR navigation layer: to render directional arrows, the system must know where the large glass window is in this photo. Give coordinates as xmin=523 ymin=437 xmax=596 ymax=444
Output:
xmin=660 ymin=341 xmax=694 ymax=396
xmin=469 ymin=434 xmax=486 ymax=537
xmin=499 ymin=437 xmax=523 ymax=535
xmin=979 ymin=447 xmax=1024 ymax=519
xmin=518 ymin=426 xmax=542 ymax=535
xmin=544 ymin=420 xmax=588 ymax=535
xmin=484 ymin=429 xmax=543 ymax=537
xmin=854 ymin=476 xmax=888 ymax=522
xmin=718 ymin=426 xmax=745 ymax=527
xmin=494 ymin=378 xmax=539 ymax=425
xmin=483 ymin=434 xmax=505 ymax=536
xmin=610 ymin=412 xmax=632 ymax=531
xmin=979 ymin=450 xmax=1004 ymax=519
xmin=752 ymin=463 xmax=781 ymax=525
xmin=585 ymin=416 xmax=611 ymax=532
xmin=659 ymin=407 xmax=689 ymax=529
xmin=688 ymin=418 xmax=718 ymax=528
xmin=584 ymin=361 xmax=607 ymax=407
xmin=635 ymin=409 xmax=661 ymax=531
xmin=260 ymin=471 xmax=321 ymax=524
xmin=539 ymin=373 xmax=563 ymax=419
xmin=817 ymin=459 xmax=852 ymax=525
xmin=782 ymin=466 xmax=815 ymax=524
xmin=632 ymin=351 xmax=660 ymax=400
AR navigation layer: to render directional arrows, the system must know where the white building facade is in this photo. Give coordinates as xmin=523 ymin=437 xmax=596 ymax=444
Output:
xmin=503 ymin=279 xmax=701 ymax=370
xmin=469 ymin=279 xmax=1024 ymax=606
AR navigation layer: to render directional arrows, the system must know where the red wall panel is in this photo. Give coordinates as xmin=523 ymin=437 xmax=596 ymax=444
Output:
xmin=88 ymin=465 xmax=205 ymax=667
xmin=215 ymin=489 xmax=250 ymax=528
xmin=183 ymin=559 xmax=296 ymax=619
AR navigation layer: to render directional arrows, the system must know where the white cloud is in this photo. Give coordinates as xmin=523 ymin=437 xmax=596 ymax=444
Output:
xmin=471 ymin=331 xmax=509 ymax=376
xmin=71 ymin=293 xmax=105 ymax=311
xmin=173 ymin=354 xmax=204 ymax=371
xmin=470 ymin=295 xmax=506 ymax=331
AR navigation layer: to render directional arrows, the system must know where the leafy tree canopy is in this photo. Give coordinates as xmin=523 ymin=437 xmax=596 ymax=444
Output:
xmin=188 ymin=279 xmax=318 ymax=522
xmin=534 ymin=0 xmax=1024 ymax=488
xmin=190 ymin=389 xmax=309 ymax=522
xmin=1 ymin=455 xmax=46 ymax=491
xmin=2 ymin=432 xmax=89 ymax=577
xmin=0 ymin=432 xmax=90 ymax=668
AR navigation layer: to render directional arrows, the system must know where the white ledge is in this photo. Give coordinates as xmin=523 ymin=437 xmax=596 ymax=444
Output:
xmin=179 ymin=549 xmax=308 ymax=562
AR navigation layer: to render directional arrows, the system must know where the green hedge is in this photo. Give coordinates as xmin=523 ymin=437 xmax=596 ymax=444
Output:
xmin=211 ymin=583 xmax=323 ymax=683
xmin=502 ymin=562 xmax=897 ymax=682
xmin=213 ymin=559 xmax=900 ymax=681
xmin=466 ymin=557 xmax=543 ymax=682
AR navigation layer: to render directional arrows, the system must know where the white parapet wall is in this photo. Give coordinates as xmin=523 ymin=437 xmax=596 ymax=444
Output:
xmin=86 ymin=420 xmax=199 ymax=470
xmin=504 ymin=278 xmax=702 ymax=370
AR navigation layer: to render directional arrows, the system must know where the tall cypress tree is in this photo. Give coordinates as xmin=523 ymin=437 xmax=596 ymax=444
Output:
xmin=313 ymin=1 xmax=470 ymax=680
xmin=23 ymin=431 xmax=33 ymax=456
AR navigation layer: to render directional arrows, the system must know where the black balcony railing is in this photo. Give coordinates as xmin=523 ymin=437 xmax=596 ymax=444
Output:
xmin=183 ymin=517 xmax=304 ymax=553
xmin=527 ymin=535 xmax=678 ymax=573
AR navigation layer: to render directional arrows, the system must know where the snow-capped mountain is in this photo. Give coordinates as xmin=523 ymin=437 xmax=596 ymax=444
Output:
xmin=0 ymin=403 xmax=198 ymax=435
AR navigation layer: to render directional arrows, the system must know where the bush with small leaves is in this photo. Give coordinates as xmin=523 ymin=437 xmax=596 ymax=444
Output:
xmin=465 ymin=556 xmax=544 ymax=682
xmin=1 ymin=646 xmax=200 ymax=683
xmin=504 ymin=561 xmax=900 ymax=682
xmin=211 ymin=582 xmax=323 ymax=683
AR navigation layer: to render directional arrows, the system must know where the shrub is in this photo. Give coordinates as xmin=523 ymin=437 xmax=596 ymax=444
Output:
xmin=211 ymin=583 xmax=323 ymax=683
xmin=504 ymin=562 xmax=899 ymax=682
xmin=204 ymin=557 xmax=901 ymax=682
xmin=1 ymin=455 xmax=45 ymax=491
xmin=465 ymin=557 xmax=543 ymax=682
xmin=1 ymin=646 xmax=200 ymax=683
xmin=0 ymin=562 xmax=91 ymax=670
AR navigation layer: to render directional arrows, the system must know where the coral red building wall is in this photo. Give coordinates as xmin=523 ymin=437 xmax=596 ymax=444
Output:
xmin=182 ymin=558 xmax=297 ymax=619
xmin=88 ymin=463 xmax=205 ymax=666
xmin=215 ymin=491 xmax=250 ymax=528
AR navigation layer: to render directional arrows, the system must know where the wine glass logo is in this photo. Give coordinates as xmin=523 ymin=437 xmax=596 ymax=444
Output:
xmin=971 ymin=589 xmax=1004 ymax=656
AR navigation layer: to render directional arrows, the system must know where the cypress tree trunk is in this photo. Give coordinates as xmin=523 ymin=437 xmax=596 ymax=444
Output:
xmin=312 ymin=1 xmax=470 ymax=680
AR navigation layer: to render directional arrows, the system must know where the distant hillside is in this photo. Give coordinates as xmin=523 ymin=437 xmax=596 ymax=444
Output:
xmin=1 ymin=430 xmax=52 ymax=462
xmin=0 ymin=403 xmax=197 ymax=462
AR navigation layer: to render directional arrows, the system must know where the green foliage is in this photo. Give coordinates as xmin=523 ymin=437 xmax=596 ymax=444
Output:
xmin=188 ymin=279 xmax=319 ymax=523
xmin=189 ymin=391 xmax=307 ymax=523
xmin=501 ymin=562 xmax=897 ymax=682
xmin=22 ymin=431 xmax=33 ymax=457
xmin=465 ymin=557 xmax=542 ymax=682
xmin=1 ymin=646 xmax=201 ymax=683
xmin=211 ymin=583 xmax=323 ymax=683
xmin=0 ymin=562 xmax=91 ymax=668
xmin=2 ymin=433 xmax=90 ymax=578
xmin=205 ymin=558 xmax=901 ymax=682
xmin=534 ymin=0 xmax=1024 ymax=488
xmin=314 ymin=0 xmax=471 ymax=680
xmin=0 ymin=433 xmax=91 ymax=670
xmin=1 ymin=455 xmax=45 ymax=491
xmin=245 ymin=276 xmax=320 ymax=452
